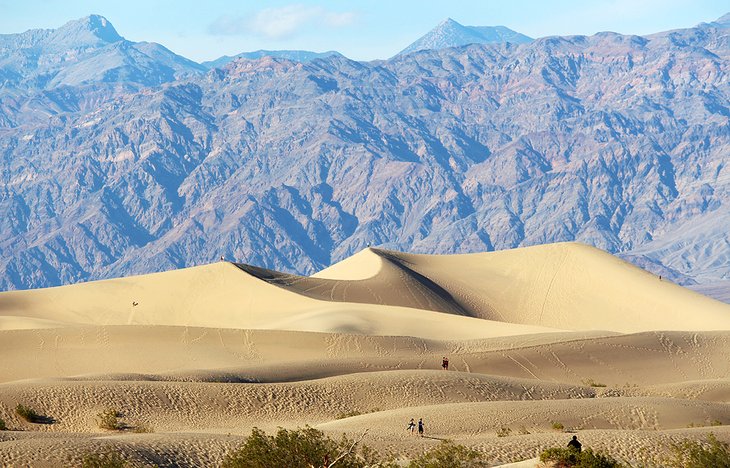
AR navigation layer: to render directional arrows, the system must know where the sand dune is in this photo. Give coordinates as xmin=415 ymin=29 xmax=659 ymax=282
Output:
xmin=317 ymin=243 xmax=730 ymax=332
xmin=5 ymin=325 xmax=728 ymax=386
xmin=2 ymin=242 xmax=728 ymax=335
xmin=1 ymin=242 xmax=729 ymax=466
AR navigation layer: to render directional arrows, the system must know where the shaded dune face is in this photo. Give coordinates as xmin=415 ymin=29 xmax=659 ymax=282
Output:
xmin=234 ymin=251 xmax=472 ymax=317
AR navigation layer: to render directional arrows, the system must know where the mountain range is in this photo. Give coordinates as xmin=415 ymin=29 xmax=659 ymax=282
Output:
xmin=0 ymin=14 xmax=729 ymax=297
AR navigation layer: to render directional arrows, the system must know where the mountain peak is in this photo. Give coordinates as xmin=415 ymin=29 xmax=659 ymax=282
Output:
xmin=397 ymin=18 xmax=532 ymax=56
xmin=51 ymin=14 xmax=123 ymax=47
xmin=433 ymin=18 xmax=471 ymax=33
xmin=439 ymin=18 xmax=461 ymax=26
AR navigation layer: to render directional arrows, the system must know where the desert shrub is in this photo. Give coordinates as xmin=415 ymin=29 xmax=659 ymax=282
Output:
xmin=81 ymin=452 xmax=127 ymax=468
xmin=496 ymin=427 xmax=512 ymax=437
xmin=711 ymin=419 xmax=724 ymax=426
xmin=582 ymin=379 xmax=607 ymax=388
xmin=15 ymin=404 xmax=39 ymax=423
xmin=336 ymin=408 xmax=381 ymax=420
xmin=0 ymin=417 xmax=6 ymax=430
xmin=408 ymin=440 xmax=486 ymax=467
xmin=666 ymin=433 xmax=730 ymax=468
xmin=221 ymin=426 xmax=388 ymax=468
xmin=541 ymin=447 xmax=579 ymax=466
xmin=518 ymin=426 xmax=531 ymax=435
xmin=552 ymin=422 xmax=565 ymax=431
xmin=540 ymin=447 xmax=622 ymax=467
xmin=97 ymin=409 xmax=123 ymax=431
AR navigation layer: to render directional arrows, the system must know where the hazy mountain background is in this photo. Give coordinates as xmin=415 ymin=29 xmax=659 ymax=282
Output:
xmin=0 ymin=14 xmax=729 ymax=301
xmin=201 ymin=50 xmax=343 ymax=70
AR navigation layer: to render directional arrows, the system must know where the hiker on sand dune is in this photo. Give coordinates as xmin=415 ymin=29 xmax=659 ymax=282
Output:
xmin=568 ymin=435 xmax=582 ymax=452
xmin=418 ymin=418 xmax=424 ymax=437
xmin=442 ymin=356 xmax=449 ymax=370
xmin=407 ymin=418 xmax=416 ymax=435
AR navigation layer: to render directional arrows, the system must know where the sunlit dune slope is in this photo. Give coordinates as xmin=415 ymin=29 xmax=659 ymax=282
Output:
xmin=1 ymin=326 xmax=728 ymax=386
xmin=0 ymin=262 xmax=321 ymax=328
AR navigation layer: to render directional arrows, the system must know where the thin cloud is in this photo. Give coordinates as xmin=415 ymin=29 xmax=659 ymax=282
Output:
xmin=208 ymin=4 xmax=357 ymax=39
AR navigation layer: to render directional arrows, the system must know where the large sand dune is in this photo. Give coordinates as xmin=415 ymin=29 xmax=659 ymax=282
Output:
xmin=0 ymin=242 xmax=729 ymax=466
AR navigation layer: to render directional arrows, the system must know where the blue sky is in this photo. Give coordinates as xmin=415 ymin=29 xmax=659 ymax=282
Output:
xmin=0 ymin=0 xmax=727 ymax=61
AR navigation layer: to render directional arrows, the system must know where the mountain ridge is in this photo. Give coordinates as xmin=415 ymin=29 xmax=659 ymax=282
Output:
xmin=202 ymin=50 xmax=344 ymax=69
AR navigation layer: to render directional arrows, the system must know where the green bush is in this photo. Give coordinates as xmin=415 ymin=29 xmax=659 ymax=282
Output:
xmin=0 ymin=417 xmax=6 ymax=430
xmin=666 ymin=433 xmax=730 ymax=468
xmin=97 ymin=409 xmax=123 ymax=431
xmin=15 ymin=404 xmax=39 ymax=423
xmin=408 ymin=440 xmax=486 ymax=467
xmin=222 ymin=427 xmax=489 ymax=467
xmin=222 ymin=426 xmax=389 ymax=468
xmin=539 ymin=447 xmax=622 ymax=467
xmin=81 ymin=452 xmax=127 ymax=468
xmin=552 ymin=422 xmax=565 ymax=431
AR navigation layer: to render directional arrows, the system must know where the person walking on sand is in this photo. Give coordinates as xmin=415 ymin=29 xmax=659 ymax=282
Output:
xmin=407 ymin=418 xmax=416 ymax=435
xmin=418 ymin=418 xmax=424 ymax=437
xmin=568 ymin=435 xmax=582 ymax=452
xmin=442 ymin=356 xmax=449 ymax=370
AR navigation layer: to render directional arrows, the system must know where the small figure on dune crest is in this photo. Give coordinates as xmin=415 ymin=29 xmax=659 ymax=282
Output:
xmin=407 ymin=418 xmax=416 ymax=435
xmin=568 ymin=435 xmax=582 ymax=452
xmin=418 ymin=418 xmax=424 ymax=437
xmin=442 ymin=356 xmax=449 ymax=370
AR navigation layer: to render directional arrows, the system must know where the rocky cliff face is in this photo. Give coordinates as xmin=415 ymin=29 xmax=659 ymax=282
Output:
xmin=0 ymin=17 xmax=728 ymax=290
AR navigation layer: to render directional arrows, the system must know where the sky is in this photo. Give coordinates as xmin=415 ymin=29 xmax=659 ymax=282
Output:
xmin=0 ymin=0 xmax=728 ymax=62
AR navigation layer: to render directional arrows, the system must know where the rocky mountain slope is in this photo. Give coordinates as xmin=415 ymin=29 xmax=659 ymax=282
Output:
xmin=0 ymin=15 xmax=728 ymax=292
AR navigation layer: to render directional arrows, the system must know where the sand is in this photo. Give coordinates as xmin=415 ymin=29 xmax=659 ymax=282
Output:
xmin=0 ymin=242 xmax=729 ymax=467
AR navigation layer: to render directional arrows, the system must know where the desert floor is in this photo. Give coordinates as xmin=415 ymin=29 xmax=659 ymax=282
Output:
xmin=1 ymin=242 xmax=729 ymax=467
